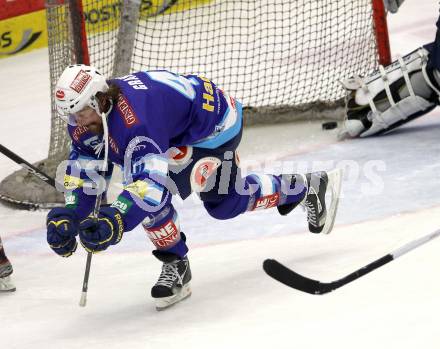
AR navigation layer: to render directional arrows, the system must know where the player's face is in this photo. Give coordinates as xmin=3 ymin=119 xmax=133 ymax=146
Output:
xmin=74 ymin=106 xmax=103 ymax=134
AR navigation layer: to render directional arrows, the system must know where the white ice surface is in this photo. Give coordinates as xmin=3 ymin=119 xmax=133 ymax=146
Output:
xmin=1 ymin=1 xmax=440 ymax=348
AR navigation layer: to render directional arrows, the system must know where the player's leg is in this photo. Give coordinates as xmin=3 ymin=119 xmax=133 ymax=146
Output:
xmin=341 ymin=46 xmax=440 ymax=138
xmin=180 ymin=133 xmax=341 ymax=234
xmin=141 ymin=205 xmax=191 ymax=310
xmin=0 ymin=236 xmax=15 ymax=292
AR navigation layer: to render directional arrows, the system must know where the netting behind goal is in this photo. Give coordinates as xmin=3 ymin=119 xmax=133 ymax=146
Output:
xmin=0 ymin=0 xmax=390 ymax=208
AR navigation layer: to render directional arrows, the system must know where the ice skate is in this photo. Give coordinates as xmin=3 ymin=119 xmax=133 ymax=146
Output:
xmin=278 ymin=169 xmax=342 ymax=234
xmin=0 ymin=260 xmax=15 ymax=292
xmin=0 ymin=275 xmax=16 ymax=292
xmin=151 ymin=250 xmax=192 ymax=311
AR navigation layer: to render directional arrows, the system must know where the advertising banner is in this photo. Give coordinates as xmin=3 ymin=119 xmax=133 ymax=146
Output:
xmin=0 ymin=10 xmax=47 ymax=58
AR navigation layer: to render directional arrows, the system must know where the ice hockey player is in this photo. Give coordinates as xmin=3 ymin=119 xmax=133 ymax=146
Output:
xmin=0 ymin=235 xmax=16 ymax=292
xmin=46 ymin=65 xmax=342 ymax=310
xmin=340 ymin=0 xmax=440 ymax=138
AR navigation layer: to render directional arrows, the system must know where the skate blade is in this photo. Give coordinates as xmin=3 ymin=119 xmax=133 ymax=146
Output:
xmin=155 ymin=283 xmax=191 ymax=311
xmin=321 ymin=168 xmax=343 ymax=235
xmin=0 ymin=276 xmax=16 ymax=292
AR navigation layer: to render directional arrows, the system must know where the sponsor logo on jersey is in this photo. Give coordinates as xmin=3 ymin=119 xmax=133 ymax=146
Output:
xmin=72 ymin=126 xmax=89 ymax=142
xmin=70 ymin=70 xmax=92 ymax=93
xmin=199 ymin=76 xmax=215 ymax=112
xmin=108 ymin=135 xmax=120 ymax=155
xmin=168 ymin=146 xmax=193 ymax=166
xmin=111 ymin=196 xmax=133 ymax=215
xmin=65 ymin=192 xmax=78 ymax=208
xmin=190 ymin=157 xmax=221 ymax=192
xmin=145 ymin=219 xmax=180 ymax=248
xmin=252 ymin=193 xmax=280 ymax=211
xmin=116 ymin=94 xmax=139 ymax=128
xmin=63 ymin=175 xmax=84 ymax=190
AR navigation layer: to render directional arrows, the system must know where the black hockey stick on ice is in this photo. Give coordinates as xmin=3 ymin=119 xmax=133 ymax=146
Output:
xmin=0 ymin=143 xmax=57 ymax=188
xmin=263 ymin=229 xmax=440 ymax=294
xmin=79 ymin=191 xmax=104 ymax=308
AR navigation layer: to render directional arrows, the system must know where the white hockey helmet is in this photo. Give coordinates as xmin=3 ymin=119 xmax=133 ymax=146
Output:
xmin=54 ymin=64 xmax=109 ymax=125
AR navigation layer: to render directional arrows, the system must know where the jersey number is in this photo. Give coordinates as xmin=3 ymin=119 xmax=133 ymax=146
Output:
xmin=146 ymin=71 xmax=196 ymax=100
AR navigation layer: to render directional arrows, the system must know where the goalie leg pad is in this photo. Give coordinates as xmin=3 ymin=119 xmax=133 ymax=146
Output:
xmin=342 ymin=48 xmax=440 ymax=137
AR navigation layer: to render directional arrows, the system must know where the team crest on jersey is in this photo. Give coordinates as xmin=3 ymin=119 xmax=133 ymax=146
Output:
xmin=116 ymin=95 xmax=139 ymax=128
xmin=70 ymin=70 xmax=91 ymax=93
xmin=190 ymin=157 xmax=221 ymax=192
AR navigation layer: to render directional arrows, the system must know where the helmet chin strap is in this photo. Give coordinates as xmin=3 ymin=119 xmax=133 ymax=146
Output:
xmin=99 ymin=99 xmax=113 ymax=172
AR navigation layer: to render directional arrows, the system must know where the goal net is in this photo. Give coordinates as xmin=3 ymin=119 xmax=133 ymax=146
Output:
xmin=0 ymin=0 xmax=390 ymax=208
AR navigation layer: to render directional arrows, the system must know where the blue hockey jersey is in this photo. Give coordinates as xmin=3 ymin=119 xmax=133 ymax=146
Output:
xmin=64 ymin=70 xmax=243 ymax=231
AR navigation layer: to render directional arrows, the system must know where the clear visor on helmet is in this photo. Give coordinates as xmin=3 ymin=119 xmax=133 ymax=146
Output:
xmin=56 ymin=106 xmax=79 ymax=126
xmin=56 ymin=97 xmax=99 ymax=127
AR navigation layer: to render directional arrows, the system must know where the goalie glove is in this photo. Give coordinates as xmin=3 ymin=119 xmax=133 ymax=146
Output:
xmin=79 ymin=207 xmax=124 ymax=253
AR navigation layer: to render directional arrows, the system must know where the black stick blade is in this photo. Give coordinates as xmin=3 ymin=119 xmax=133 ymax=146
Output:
xmin=263 ymin=259 xmax=333 ymax=295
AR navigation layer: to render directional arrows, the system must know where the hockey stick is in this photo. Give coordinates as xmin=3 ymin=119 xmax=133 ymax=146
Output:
xmin=263 ymin=229 xmax=440 ymax=294
xmin=0 ymin=143 xmax=102 ymax=306
xmin=0 ymin=143 xmax=57 ymax=188
xmin=79 ymin=189 xmax=106 ymax=307
xmin=79 ymin=110 xmax=110 ymax=307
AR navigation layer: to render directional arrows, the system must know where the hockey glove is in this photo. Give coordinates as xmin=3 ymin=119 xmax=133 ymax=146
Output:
xmin=46 ymin=207 xmax=79 ymax=257
xmin=79 ymin=207 xmax=124 ymax=253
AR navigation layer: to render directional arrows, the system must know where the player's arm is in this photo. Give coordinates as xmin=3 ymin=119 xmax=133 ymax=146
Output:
xmin=79 ymin=125 xmax=171 ymax=253
xmin=63 ymin=141 xmax=114 ymax=219
xmin=46 ymin=141 xmax=113 ymax=257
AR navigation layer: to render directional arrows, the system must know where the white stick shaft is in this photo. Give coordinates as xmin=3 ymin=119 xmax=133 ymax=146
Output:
xmin=79 ymin=292 xmax=87 ymax=307
xmin=392 ymin=229 xmax=440 ymax=259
